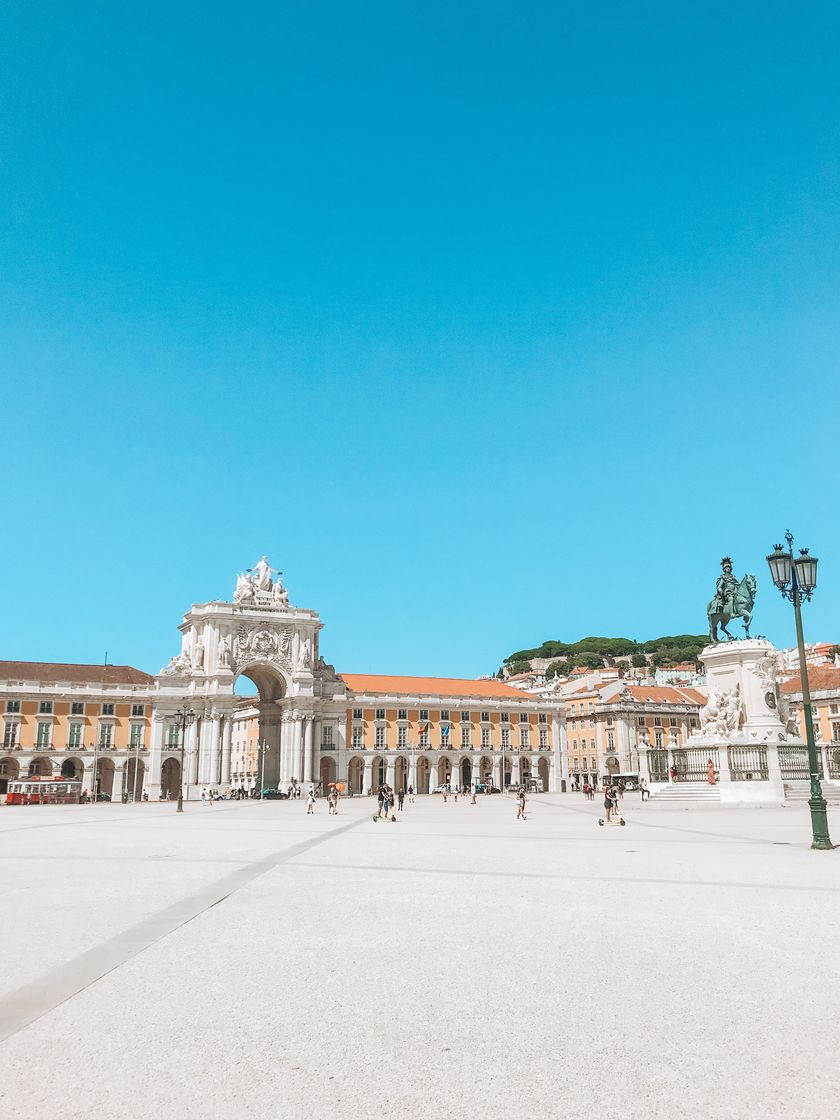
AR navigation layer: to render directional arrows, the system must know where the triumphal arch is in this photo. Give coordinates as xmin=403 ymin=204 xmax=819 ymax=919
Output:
xmin=148 ymin=558 xmax=348 ymax=798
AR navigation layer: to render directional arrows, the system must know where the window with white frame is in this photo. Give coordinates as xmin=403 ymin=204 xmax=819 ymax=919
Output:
xmin=669 ymin=717 xmax=678 ymax=727
xmin=98 ymin=723 xmax=113 ymax=748
xmin=68 ymin=723 xmax=83 ymax=749
xmin=420 ymin=709 xmax=429 ymax=721
xmin=39 ymin=701 xmax=53 ymax=715
xmin=590 ymin=738 xmax=595 ymax=750
xmin=132 ymin=704 xmax=145 ymax=717
xmin=539 ymin=729 xmax=548 ymax=748
xmin=397 ymin=726 xmax=407 ymax=748
xmin=322 ymin=725 xmax=334 ymax=748
xmin=129 ymin=723 xmax=143 ymax=747
xmin=461 ymin=724 xmax=471 ymax=748
xmin=653 ymin=717 xmax=662 ymax=727
xmin=519 ymin=712 xmax=528 ymax=723
xmin=832 ymin=721 xmax=840 ymax=742
xmin=6 ymin=700 xmax=20 ymax=714
xmin=398 ymin=708 xmax=407 ymax=720
xmin=480 ymin=711 xmax=490 ymax=722
xmin=501 ymin=712 xmax=510 ymax=723
xmin=352 ymin=708 xmax=362 ymax=720
xmin=102 ymin=703 xmax=115 ymax=716
xmin=501 ymin=728 xmax=510 ymax=748
xmin=71 ymin=702 xmax=84 ymax=716
xmin=419 ymin=727 xmax=429 ymax=748
xmin=460 ymin=710 xmax=470 ymax=721
xmin=654 ymin=730 xmax=663 ymax=748
xmin=375 ymin=708 xmax=385 ymax=720
xmin=440 ymin=710 xmax=449 ymax=721
xmin=607 ymin=730 xmax=614 ymax=751
xmin=3 ymin=721 xmax=18 ymax=749
xmin=538 ymin=713 xmax=547 ymax=724
xmin=351 ymin=727 xmax=363 ymax=749
xmin=37 ymin=721 xmax=51 ymax=748
xmin=166 ymin=724 xmax=179 ymax=748
xmin=637 ymin=716 xmax=646 ymax=726
xmin=572 ymin=739 xmax=578 ymax=751
xmin=520 ymin=728 xmax=530 ymax=749
xmin=375 ymin=726 xmax=386 ymax=749
xmin=481 ymin=728 xmax=491 ymax=748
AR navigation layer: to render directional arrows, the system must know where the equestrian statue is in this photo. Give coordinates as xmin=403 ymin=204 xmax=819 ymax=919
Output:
xmin=707 ymin=556 xmax=756 ymax=643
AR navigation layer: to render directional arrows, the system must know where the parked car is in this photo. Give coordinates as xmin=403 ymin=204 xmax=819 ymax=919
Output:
xmin=261 ymin=788 xmax=290 ymax=800
xmin=431 ymin=784 xmax=449 ymax=794
xmin=95 ymin=791 xmax=111 ymax=802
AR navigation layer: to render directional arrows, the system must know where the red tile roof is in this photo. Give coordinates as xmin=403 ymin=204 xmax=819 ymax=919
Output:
xmin=603 ymin=685 xmax=705 ymax=706
xmin=339 ymin=674 xmax=533 ymax=700
xmin=780 ymin=666 xmax=840 ymax=695
xmin=0 ymin=661 xmax=154 ymax=686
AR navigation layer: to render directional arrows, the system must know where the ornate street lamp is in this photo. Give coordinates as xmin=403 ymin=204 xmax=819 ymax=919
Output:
xmin=766 ymin=531 xmax=833 ymax=850
xmin=176 ymin=706 xmax=196 ymax=814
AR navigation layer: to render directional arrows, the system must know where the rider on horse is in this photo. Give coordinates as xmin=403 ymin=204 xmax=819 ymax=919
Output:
xmin=713 ymin=557 xmax=738 ymax=618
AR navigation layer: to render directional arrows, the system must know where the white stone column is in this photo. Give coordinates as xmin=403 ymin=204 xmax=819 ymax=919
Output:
xmin=208 ymin=716 xmax=221 ymax=787
xmin=303 ymin=717 xmax=314 ymax=784
xmin=363 ymin=755 xmax=374 ymax=795
xmin=385 ymin=754 xmax=396 ymax=790
xmin=511 ymin=755 xmax=521 ymax=786
xmin=147 ymin=715 xmax=164 ymax=801
xmin=292 ymin=716 xmax=303 ymax=782
xmin=429 ymin=758 xmax=439 ymax=792
xmin=408 ymin=753 xmax=417 ymax=792
xmin=220 ymin=718 xmax=232 ymax=785
xmin=188 ymin=721 xmax=200 ymax=790
xmin=278 ymin=713 xmax=291 ymax=784
xmin=492 ymin=755 xmax=501 ymax=789
xmin=112 ymin=763 xmax=124 ymax=801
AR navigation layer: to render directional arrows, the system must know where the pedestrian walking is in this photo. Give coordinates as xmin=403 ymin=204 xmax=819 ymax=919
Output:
xmin=640 ymin=778 xmax=650 ymax=802
xmin=328 ymin=787 xmax=338 ymax=815
xmin=200 ymin=786 xmax=208 ymax=805
xmin=516 ymin=791 xmax=527 ymax=820
xmin=306 ymin=789 xmax=316 ymax=814
xmin=408 ymin=784 xmax=415 ymax=803
xmin=397 ymin=789 xmax=405 ymax=811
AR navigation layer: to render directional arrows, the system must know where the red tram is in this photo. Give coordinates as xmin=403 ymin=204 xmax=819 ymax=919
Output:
xmin=4 ymin=779 xmax=82 ymax=805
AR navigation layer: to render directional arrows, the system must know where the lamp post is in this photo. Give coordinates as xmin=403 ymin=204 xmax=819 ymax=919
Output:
xmin=176 ymin=706 xmax=195 ymax=814
xmin=258 ymin=740 xmax=271 ymax=798
xmin=767 ymin=531 xmax=834 ymax=850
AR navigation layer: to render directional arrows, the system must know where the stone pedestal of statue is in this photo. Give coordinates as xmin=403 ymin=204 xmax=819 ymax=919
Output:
xmin=687 ymin=639 xmax=804 ymax=804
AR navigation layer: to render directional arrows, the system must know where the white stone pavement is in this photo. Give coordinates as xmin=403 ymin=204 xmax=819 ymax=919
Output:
xmin=1 ymin=793 xmax=839 ymax=1120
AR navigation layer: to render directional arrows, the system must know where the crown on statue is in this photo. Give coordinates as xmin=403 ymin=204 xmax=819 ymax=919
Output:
xmin=720 ymin=556 xmax=733 ymax=567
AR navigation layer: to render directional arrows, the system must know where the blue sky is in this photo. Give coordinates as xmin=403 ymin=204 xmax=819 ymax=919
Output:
xmin=2 ymin=2 xmax=839 ymax=676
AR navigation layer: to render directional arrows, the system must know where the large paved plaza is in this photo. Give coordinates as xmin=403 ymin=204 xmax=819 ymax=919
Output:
xmin=1 ymin=793 xmax=839 ymax=1120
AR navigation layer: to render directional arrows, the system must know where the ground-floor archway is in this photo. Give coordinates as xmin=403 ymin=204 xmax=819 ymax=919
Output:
xmin=606 ymin=755 xmax=619 ymax=775
xmin=538 ymin=756 xmax=550 ymax=791
xmin=520 ymin=756 xmax=532 ymax=781
xmin=438 ymin=756 xmax=452 ymax=787
xmin=319 ymin=755 xmax=337 ymax=789
xmin=348 ymin=756 xmax=364 ymax=795
xmin=416 ymin=756 xmax=430 ymax=794
xmin=125 ymin=758 xmax=145 ymax=801
xmin=93 ymin=757 xmax=116 ymax=799
xmin=373 ymin=757 xmax=386 ymax=789
xmin=61 ymin=757 xmax=84 ymax=781
xmin=394 ymin=756 xmax=408 ymax=792
xmin=503 ymin=757 xmax=512 ymax=789
xmin=480 ymin=756 xmax=493 ymax=783
xmin=0 ymin=756 xmax=20 ymax=794
xmin=161 ymin=756 xmax=180 ymax=801
xmin=29 ymin=756 xmax=53 ymax=778
xmin=460 ymin=757 xmax=472 ymax=788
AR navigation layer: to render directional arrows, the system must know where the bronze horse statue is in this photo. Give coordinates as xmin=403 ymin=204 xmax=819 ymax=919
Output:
xmin=707 ymin=574 xmax=756 ymax=642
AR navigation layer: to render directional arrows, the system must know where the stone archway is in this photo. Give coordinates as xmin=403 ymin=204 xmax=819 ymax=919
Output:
xmin=161 ymin=757 xmax=180 ymax=801
xmin=538 ymin=756 xmax=550 ymax=791
xmin=125 ymin=757 xmax=145 ymax=801
xmin=233 ymin=662 xmax=289 ymax=789
xmin=29 ymin=757 xmax=53 ymax=778
xmin=0 ymin=756 xmax=20 ymax=795
xmin=319 ymin=755 xmax=337 ymax=789
xmin=606 ymin=755 xmax=619 ymax=776
xmin=348 ymin=756 xmax=364 ymax=795
xmin=394 ymin=756 xmax=408 ymax=792
xmin=61 ymin=757 xmax=84 ymax=781
xmin=480 ymin=756 xmax=493 ymax=784
xmin=438 ymin=756 xmax=452 ymax=787
xmin=416 ymin=756 xmax=430 ymax=794
xmin=460 ymin=758 xmax=472 ymax=789
xmin=372 ymin=757 xmax=387 ymax=788
xmin=93 ymin=757 xmax=115 ymax=799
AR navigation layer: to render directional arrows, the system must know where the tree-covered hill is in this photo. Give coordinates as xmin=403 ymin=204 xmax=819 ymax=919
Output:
xmin=502 ymin=634 xmax=708 ymax=677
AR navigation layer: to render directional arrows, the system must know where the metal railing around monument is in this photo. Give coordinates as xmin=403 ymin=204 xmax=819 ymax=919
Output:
xmin=671 ymin=748 xmax=719 ymax=782
xmin=648 ymin=749 xmax=669 ymax=782
xmin=829 ymin=746 xmax=840 ymax=781
xmin=728 ymin=747 xmax=768 ymax=782
xmin=779 ymin=747 xmax=823 ymax=781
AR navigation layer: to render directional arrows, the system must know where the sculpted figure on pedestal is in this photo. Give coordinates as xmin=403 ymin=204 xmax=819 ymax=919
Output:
xmin=296 ymin=637 xmax=311 ymax=670
xmin=234 ymin=573 xmax=256 ymax=603
xmin=707 ymin=557 xmax=757 ymax=642
xmin=160 ymin=651 xmax=191 ymax=676
xmin=273 ymin=579 xmax=290 ymax=607
xmin=217 ymin=636 xmax=232 ymax=669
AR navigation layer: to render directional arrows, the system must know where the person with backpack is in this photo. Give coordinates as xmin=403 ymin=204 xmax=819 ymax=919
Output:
xmin=516 ymin=790 xmax=527 ymax=820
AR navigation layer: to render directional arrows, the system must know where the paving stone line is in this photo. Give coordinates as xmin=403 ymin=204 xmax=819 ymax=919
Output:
xmin=0 ymin=814 xmax=366 ymax=1044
